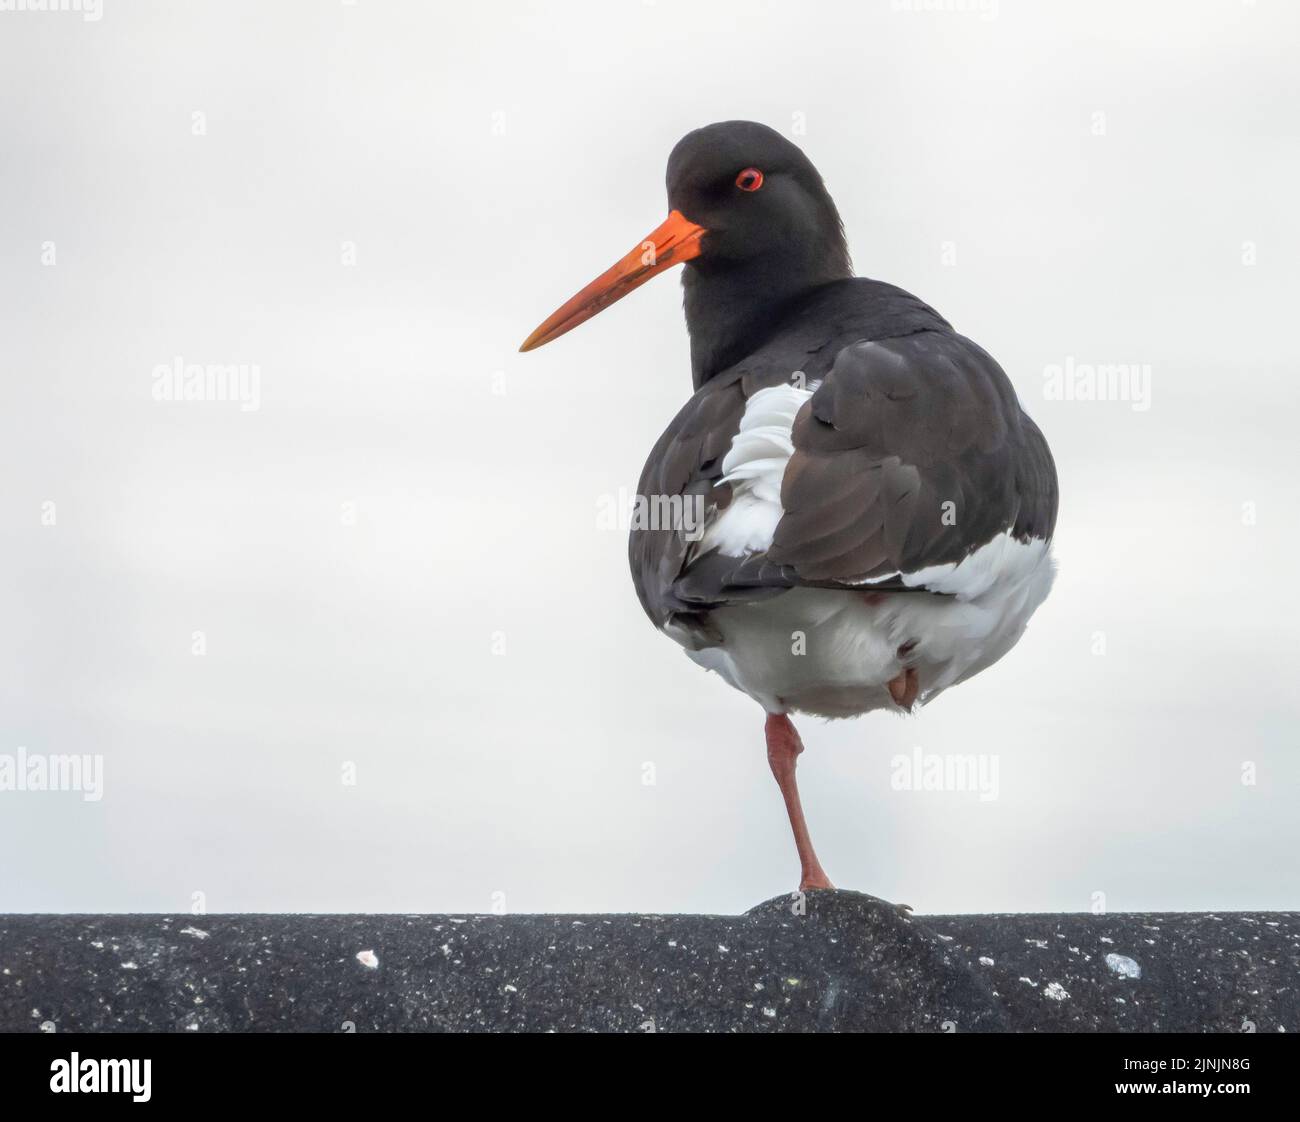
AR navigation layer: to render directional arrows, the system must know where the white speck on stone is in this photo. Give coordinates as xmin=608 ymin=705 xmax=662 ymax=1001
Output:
xmin=90 ymin=941 xmax=104 ymax=950
xmin=1099 ymin=936 xmax=1114 ymax=944
xmin=121 ymin=962 xmax=138 ymax=970
xmin=1105 ymin=953 xmax=1142 ymax=980
xmin=40 ymin=1020 xmax=56 ymax=1033
xmin=1019 ymin=976 xmax=1037 ymax=986
xmin=717 ymin=944 xmax=729 ymax=953
xmin=504 ymin=984 xmax=518 ymax=994
xmin=762 ymin=1007 xmax=776 ymax=1018
xmin=978 ymin=956 xmax=995 ymax=967
xmin=356 ymin=949 xmax=379 ymax=969
xmin=1043 ymin=981 xmax=1070 ymax=1001
xmin=1026 ymin=938 xmax=1048 ymax=949
xmin=179 ymin=926 xmax=209 ymax=940
xmin=667 ymin=940 xmax=677 ymax=948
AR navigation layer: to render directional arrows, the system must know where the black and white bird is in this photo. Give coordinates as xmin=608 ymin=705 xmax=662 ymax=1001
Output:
xmin=522 ymin=121 xmax=1058 ymax=891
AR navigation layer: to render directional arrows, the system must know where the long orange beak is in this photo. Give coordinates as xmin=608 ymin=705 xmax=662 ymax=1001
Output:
xmin=519 ymin=210 xmax=707 ymax=352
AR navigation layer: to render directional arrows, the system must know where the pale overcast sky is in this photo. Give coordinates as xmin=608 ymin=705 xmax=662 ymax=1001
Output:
xmin=2 ymin=0 xmax=1297 ymax=916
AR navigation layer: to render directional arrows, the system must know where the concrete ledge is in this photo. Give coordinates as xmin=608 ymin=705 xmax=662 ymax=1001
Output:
xmin=2 ymin=892 xmax=1296 ymax=1032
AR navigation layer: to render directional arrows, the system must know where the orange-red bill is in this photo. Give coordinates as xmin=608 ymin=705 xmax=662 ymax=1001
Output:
xmin=519 ymin=210 xmax=707 ymax=352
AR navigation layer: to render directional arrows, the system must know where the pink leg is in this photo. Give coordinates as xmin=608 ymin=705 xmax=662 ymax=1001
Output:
xmin=765 ymin=713 xmax=834 ymax=891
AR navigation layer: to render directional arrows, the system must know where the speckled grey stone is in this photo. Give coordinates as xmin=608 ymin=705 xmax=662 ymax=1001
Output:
xmin=2 ymin=892 xmax=1296 ymax=1032
xmin=925 ymin=909 xmax=1299 ymax=1034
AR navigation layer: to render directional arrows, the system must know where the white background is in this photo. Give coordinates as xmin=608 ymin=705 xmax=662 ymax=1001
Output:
xmin=2 ymin=0 xmax=1297 ymax=915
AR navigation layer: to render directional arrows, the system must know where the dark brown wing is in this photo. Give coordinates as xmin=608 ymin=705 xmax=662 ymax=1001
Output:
xmin=628 ymin=369 xmax=751 ymax=638
xmin=769 ymin=332 xmax=1057 ymax=585
xmin=628 ymin=280 xmax=1056 ymax=635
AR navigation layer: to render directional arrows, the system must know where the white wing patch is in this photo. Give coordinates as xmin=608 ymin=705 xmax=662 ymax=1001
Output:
xmin=855 ymin=529 xmax=1052 ymax=601
xmin=697 ymin=383 xmax=814 ymax=558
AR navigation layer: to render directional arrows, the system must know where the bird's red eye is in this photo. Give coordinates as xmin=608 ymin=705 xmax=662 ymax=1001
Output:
xmin=735 ymin=167 xmax=764 ymax=192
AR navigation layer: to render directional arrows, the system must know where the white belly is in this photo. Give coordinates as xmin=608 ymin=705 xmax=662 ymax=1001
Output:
xmin=675 ymin=537 xmax=1055 ymax=719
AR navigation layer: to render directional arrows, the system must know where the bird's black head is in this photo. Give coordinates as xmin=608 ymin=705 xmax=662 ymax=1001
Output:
xmin=666 ymin=121 xmax=851 ymax=280
xmin=521 ymin=120 xmax=853 ymax=384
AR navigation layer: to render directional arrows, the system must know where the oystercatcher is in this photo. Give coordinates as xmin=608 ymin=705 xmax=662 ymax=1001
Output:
xmin=521 ymin=122 xmax=1058 ymax=891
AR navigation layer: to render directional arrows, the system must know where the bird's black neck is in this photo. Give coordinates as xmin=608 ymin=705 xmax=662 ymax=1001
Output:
xmin=683 ymin=254 xmax=852 ymax=388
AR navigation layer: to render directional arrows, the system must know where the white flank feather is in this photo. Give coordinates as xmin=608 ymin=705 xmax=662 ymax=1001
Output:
xmin=698 ymin=383 xmax=813 ymax=557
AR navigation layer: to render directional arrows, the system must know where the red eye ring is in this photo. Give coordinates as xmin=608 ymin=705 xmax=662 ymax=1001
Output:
xmin=735 ymin=167 xmax=764 ymax=192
